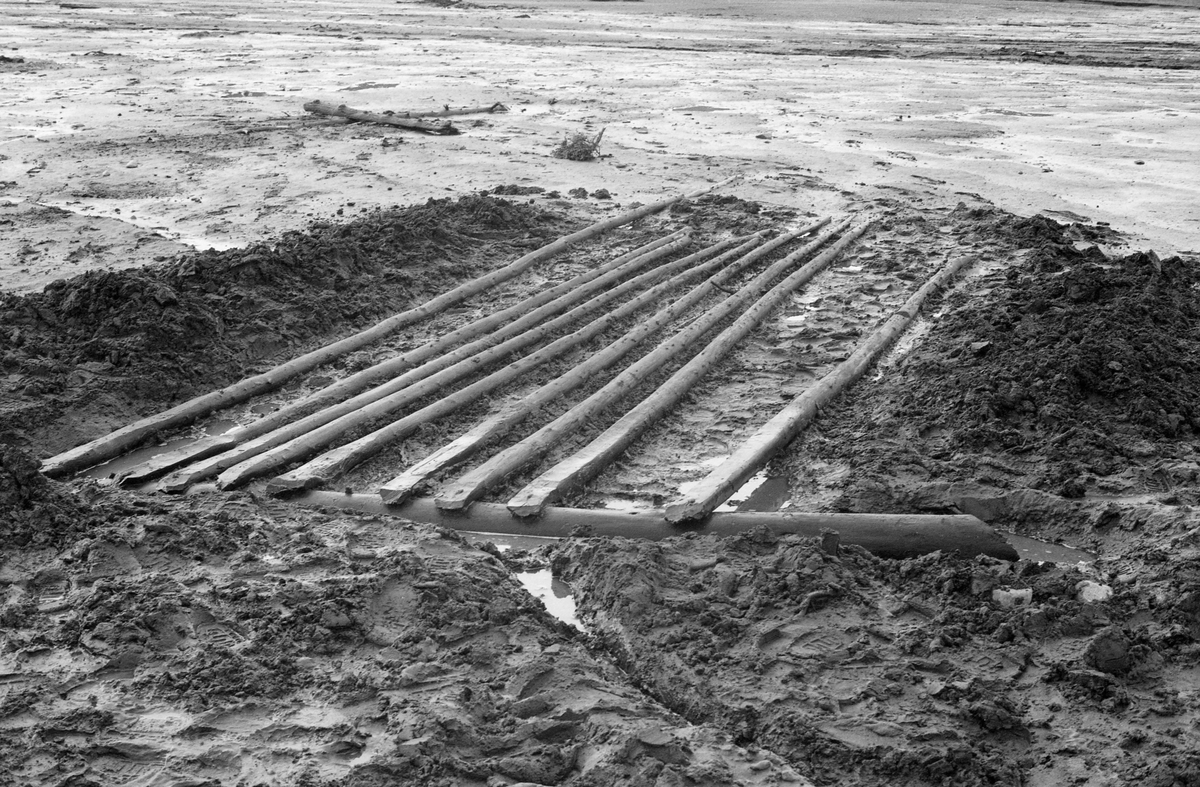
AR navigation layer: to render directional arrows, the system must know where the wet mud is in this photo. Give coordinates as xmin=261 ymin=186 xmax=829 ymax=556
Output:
xmin=4 ymin=184 xmax=1200 ymax=785
xmin=551 ymin=527 xmax=1200 ymax=787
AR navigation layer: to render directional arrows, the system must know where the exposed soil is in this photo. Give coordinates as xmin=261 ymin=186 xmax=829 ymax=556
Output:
xmin=0 ymin=195 xmax=567 ymax=456
xmin=4 ymin=0 xmax=1200 ymax=785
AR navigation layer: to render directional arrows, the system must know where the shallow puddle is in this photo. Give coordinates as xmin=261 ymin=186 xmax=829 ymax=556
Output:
xmin=80 ymin=419 xmax=238 ymax=483
xmin=999 ymin=531 xmax=1095 ymax=564
xmin=516 ymin=569 xmax=582 ymax=629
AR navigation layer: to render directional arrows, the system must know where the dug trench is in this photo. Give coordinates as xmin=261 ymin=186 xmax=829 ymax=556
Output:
xmin=3 ymin=190 xmax=1200 ymax=785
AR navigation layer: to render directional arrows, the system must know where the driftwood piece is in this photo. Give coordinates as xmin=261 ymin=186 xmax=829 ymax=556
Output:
xmin=396 ymin=102 xmax=509 ymax=118
xmin=664 ymin=252 xmax=974 ymax=523
xmin=41 ymin=178 xmax=735 ymax=478
xmin=303 ymin=100 xmax=459 ymax=134
xmin=506 ymin=222 xmax=869 ymax=517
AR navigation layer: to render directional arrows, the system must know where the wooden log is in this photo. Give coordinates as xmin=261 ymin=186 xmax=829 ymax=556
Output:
xmin=507 ymin=222 xmax=870 ymax=517
xmin=293 ymin=491 xmax=1021 ymax=561
xmin=435 ymin=218 xmax=853 ymax=512
xmin=209 ymin=229 xmax=735 ymax=490
xmin=303 ymin=100 xmax=459 ymax=134
xmin=398 ymin=102 xmax=509 ymax=118
xmin=377 ymin=219 xmax=831 ymax=505
xmin=377 ymin=232 xmax=772 ymax=505
xmin=664 ymin=252 xmax=974 ymax=523
xmin=159 ymin=234 xmax=693 ymax=492
xmin=266 ymin=235 xmax=755 ymax=493
xmin=118 ymin=230 xmax=688 ymax=485
xmin=41 ymin=178 xmax=733 ymax=478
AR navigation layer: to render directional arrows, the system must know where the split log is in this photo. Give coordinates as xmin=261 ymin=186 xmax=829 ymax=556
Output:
xmin=266 ymin=235 xmax=755 ymax=493
xmin=435 ymin=218 xmax=853 ymax=512
xmin=119 ymin=230 xmax=687 ymax=486
xmin=41 ymin=177 xmax=735 ymax=478
xmin=293 ymin=491 xmax=1020 ymax=561
xmin=378 ymin=219 xmax=831 ymax=505
xmin=303 ymin=100 xmax=459 ymax=134
xmin=159 ymin=234 xmax=693 ymax=492
xmin=664 ymin=252 xmax=974 ymax=523
xmin=507 ymin=222 xmax=870 ymax=517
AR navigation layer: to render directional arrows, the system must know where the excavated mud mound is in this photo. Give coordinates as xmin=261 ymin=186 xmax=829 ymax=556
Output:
xmin=552 ymin=528 xmax=1200 ymax=787
xmin=917 ymin=214 xmax=1199 ymax=470
xmin=0 ymin=195 xmax=562 ymax=454
xmin=786 ymin=208 xmax=1200 ymax=531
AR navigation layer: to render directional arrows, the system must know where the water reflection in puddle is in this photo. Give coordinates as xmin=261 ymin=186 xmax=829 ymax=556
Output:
xmin=81 ymin=419 xmax=239 ymax=482
xmin=459 ymin=533 xmax=582 ymax=629
xmin=517 ymin=570 xmax=582 ymax=629
xmin=999 ymin=531 xmax=1095 ymax=564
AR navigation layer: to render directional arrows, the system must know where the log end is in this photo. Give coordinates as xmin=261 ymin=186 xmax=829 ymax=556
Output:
xmin=507 ymin=500 xmax=545 ymax=519
xmin=265 ymin=473 xmax=318 ymax=497
xmin=379 ymin=485 xmax=412 ymax=507
xmin=434 ymin=494 xmax=472 ymax=512
xmin=156 ymin=474 xmax=192 ymax=494
xmin=663 ymin=500 xmax=708 ymax=524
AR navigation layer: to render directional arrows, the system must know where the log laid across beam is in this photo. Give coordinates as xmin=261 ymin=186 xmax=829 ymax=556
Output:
xmin=435 ymin=217 xmax=853 ymax=512
xmin=172 ymin=234 xmax=697 ymax=492
xmin=265 ymin=233 xmax=763 ymax=493
xmin=507 ymin=221 xmax=871 ymax=518
xmin=664 ymin=251 xmax=975 ymax=523
xmin=375 ymin=229 xmax=783 ymax=506
xmin=40 ymin=177 xmax=736 ymax=478
xmin=121 ymin=230 xmax=688 ymax=486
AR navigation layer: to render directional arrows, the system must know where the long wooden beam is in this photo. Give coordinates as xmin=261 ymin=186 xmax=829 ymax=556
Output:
xmin=508 ymin=223 xmax=870 ymax=517
xmin=376 ymin=229 xmax=787 ymax=506
xmin=664 ymin=252 xmax=974 ymax=523
xmin=41 ymin=178 xmax=736 ymax=478
xmin=159 ymin=235 xmax=694 ymax=492
xmin=265 ymin=235 xmax=761 ymax=494
xmin=291 ymin=491 xmax=1020 ymax=561
xmin=435 ymin=217 xmax=853 ymax=512
xmin=117 ymin=230 xmax=687 ymax=485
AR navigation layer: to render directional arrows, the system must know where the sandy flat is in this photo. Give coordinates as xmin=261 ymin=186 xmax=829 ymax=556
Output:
xmin=1 ymin=0 xmax=1199 ymax=292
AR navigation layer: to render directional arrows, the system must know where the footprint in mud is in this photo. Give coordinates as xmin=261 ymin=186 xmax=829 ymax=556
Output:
xmin=0 ymin=672 xmax=30 ymax=702
xmin=347 ymin=528 xmax=388 ymax=556
xmin=195 ymin=623 xmax=245 ymax=648
xmin=123 ymin=711 xmax=191 ymax=743
xmin=87 ymin=753 xmax=166 ymax=784
xmin=363 ymin=580 xmax=419 ymax=645
xmin=83 ymin=542 xmax=140 ymax=580
xmin=35 ymin=578 xmax=71 ymax=613
xmin=133 ymin=550 xmax=175 ymax=574
xmin=756 ymin=624 xmax=848 ymax=658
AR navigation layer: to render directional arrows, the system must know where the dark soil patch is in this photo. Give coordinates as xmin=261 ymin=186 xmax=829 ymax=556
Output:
xmin=0 ymin=195 xmax=565 ymax=456
xmin=785 ymin=206 xmax=1200 ymax=534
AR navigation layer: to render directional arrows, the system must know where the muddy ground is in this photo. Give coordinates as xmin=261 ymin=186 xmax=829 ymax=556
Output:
xmin=4 ymin=0 xmax=1200 ymax=785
